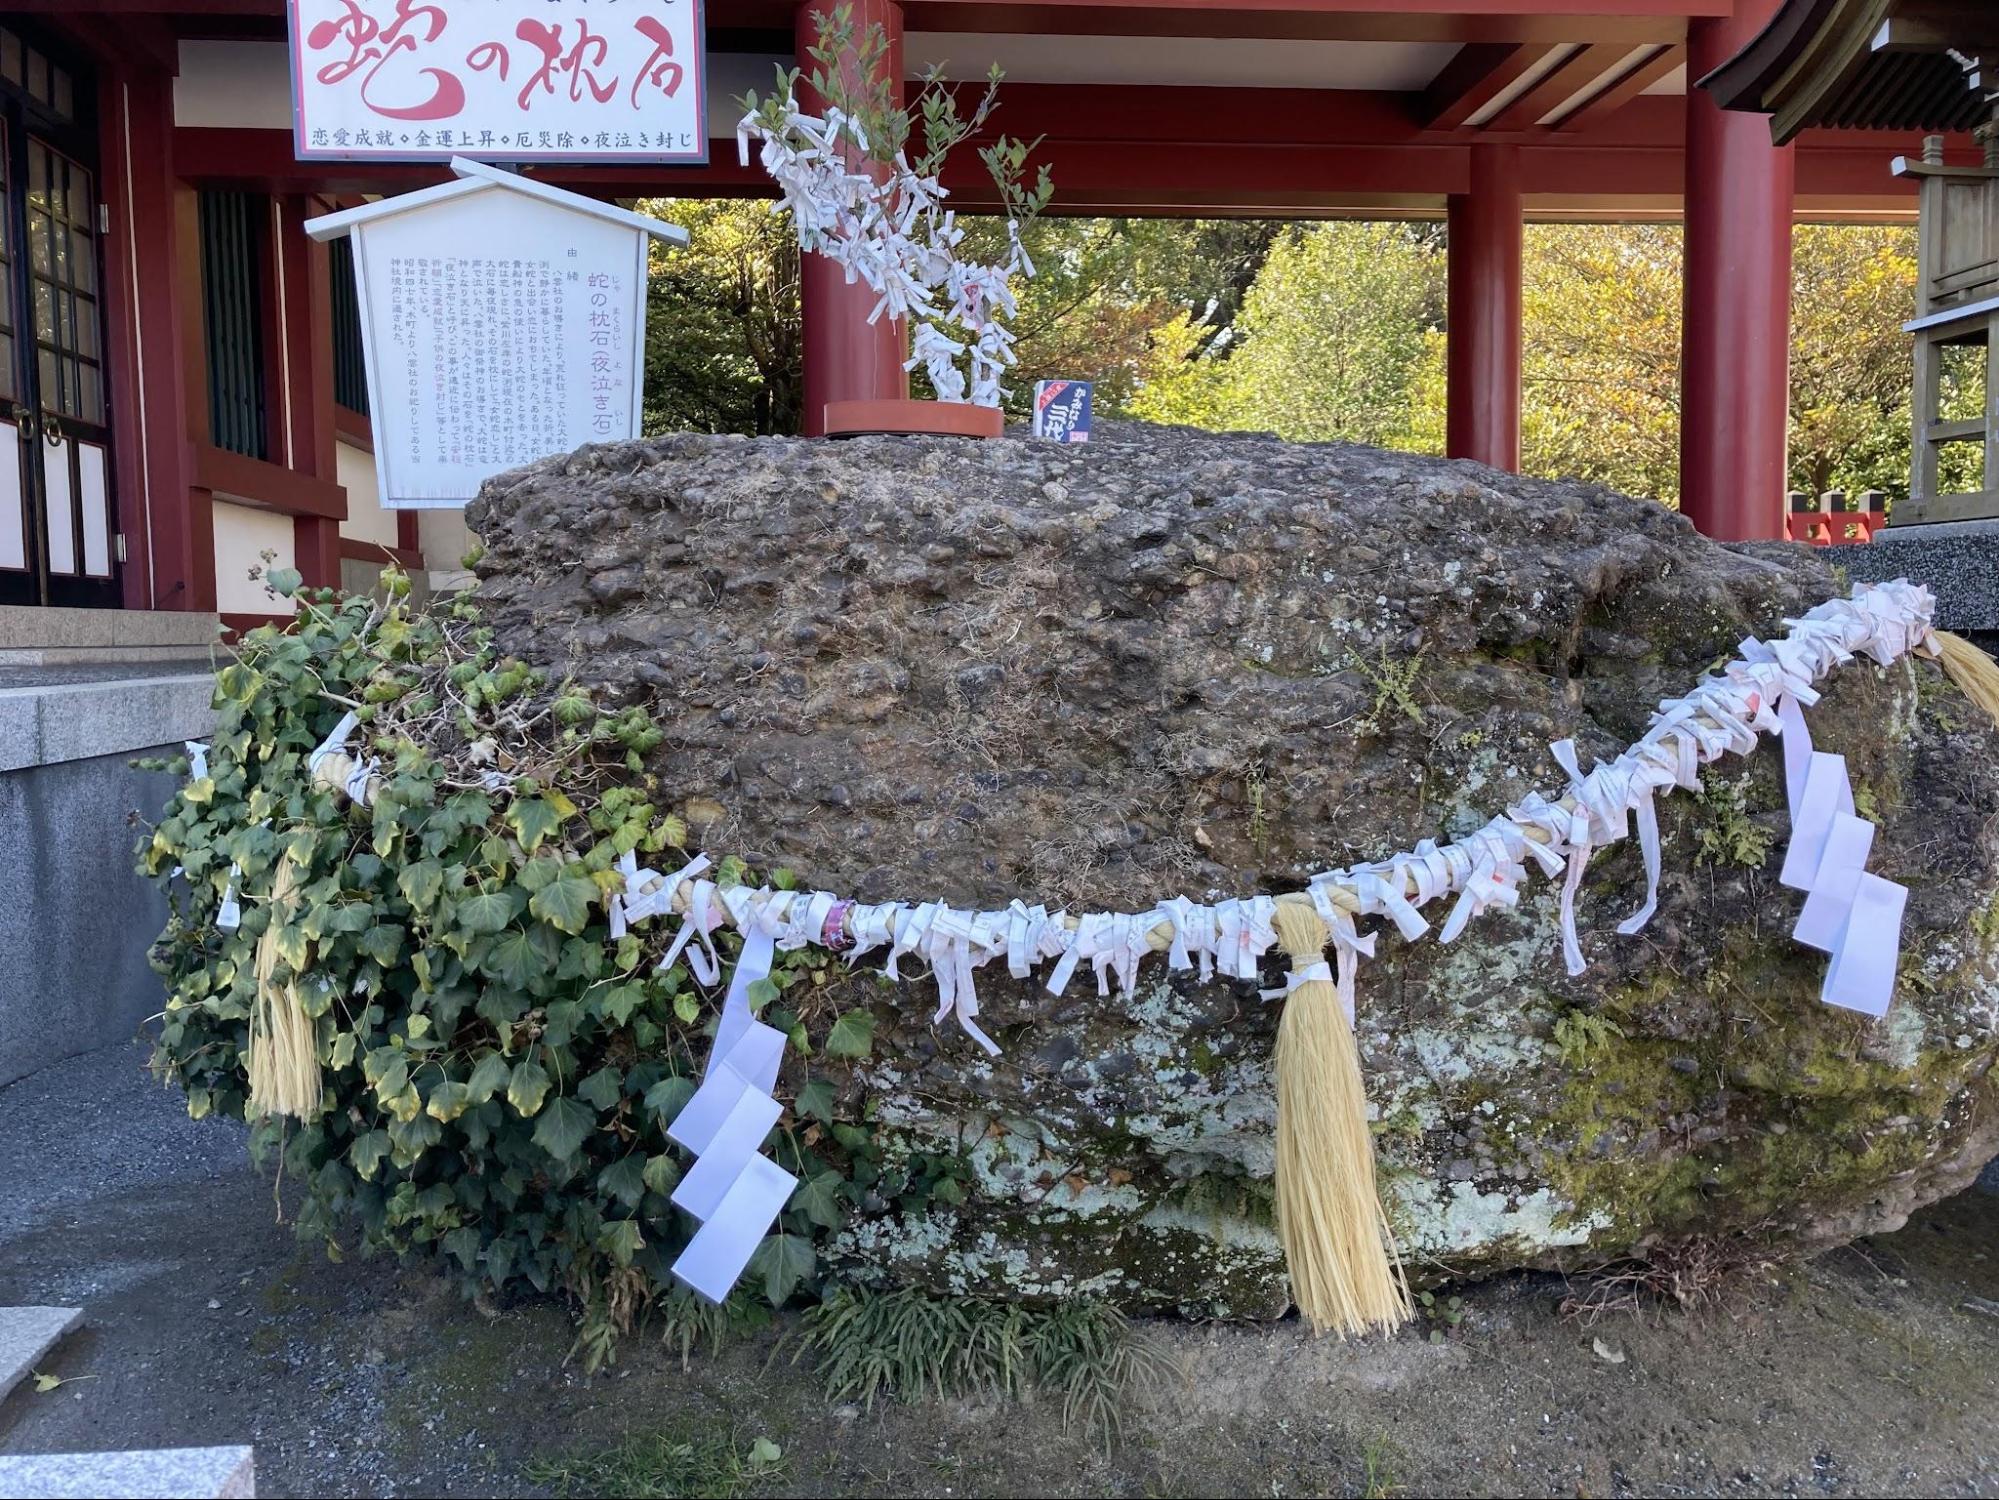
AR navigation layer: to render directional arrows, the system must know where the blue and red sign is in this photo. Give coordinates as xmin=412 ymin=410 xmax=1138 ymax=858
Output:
xmin=1033 ymin=380 xmax=1093 ymax=443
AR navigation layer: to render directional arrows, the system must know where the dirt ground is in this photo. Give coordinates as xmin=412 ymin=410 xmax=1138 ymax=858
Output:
xmin=5 ymin=1041 xmax=1999 ymax=1499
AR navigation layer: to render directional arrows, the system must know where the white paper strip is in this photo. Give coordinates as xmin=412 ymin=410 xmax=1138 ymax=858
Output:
xmin=670 ymin=1154 xmax=799 ymax=1305
xmin=1779 ymin=752 xmax=1855 ymax=891
xmin=1821 ymin=873 xmax=1908 ymax=1018
xmin=1793 ymin=813 xmax=1876 ymax=953
xmin=671 ymin=1086 xmax=784 ymax=1221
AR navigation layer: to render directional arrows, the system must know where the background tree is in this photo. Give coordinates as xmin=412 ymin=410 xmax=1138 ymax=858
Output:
xmin=638 ymin=198 xmax=803 ymax=436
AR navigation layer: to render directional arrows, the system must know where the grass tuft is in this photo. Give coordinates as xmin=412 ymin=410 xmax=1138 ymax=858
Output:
xmin=526 ymin=1429 xmax=785 ymax=1500
xmin=792 ymin=1287 xmax=1168 ymax=1446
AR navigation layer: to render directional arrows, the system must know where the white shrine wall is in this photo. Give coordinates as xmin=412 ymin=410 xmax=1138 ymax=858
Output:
xmin=212 ymin=499 xmax=299 ymax=616
xmin=336 ymin=438 xmax=399 ymax=551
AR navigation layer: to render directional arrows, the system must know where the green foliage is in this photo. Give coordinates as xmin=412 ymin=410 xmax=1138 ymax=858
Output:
xmin=527 ymin=1428 xmax=786 ymax=1500
xmin=1693 ymin=775 xmax=1776 ymax=870
xmin=1131 ymin=222 xmax=1446 ymax=449
xmin=1553 ymin=1010 xmax=1627 ymax=1067
xmin=134 ymin=572 xmax=916 ymax=1351
xmin=795 ymin=1286 xmax=1166 ymax=1446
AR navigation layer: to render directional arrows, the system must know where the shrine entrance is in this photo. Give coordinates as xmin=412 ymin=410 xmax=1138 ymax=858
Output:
xmin=0 ymin=21 xmax=116 ymax=608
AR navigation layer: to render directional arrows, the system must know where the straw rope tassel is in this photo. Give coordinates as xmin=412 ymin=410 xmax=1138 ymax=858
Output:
xmin=1270 ymin=900 xmax=1411 ymax=1337
xmin=247 ymin=854 xmax=322 ymax=1121
xmin=1935 ymin=631 xmax=1999 ymax=730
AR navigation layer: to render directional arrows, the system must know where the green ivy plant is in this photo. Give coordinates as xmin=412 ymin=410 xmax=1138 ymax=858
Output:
xmin=136 ymin=570 xmax=944 ymax=1362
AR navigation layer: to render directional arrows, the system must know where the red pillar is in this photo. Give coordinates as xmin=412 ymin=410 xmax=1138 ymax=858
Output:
xmin=1446 ymin=144 xmax=1523 ymax=472
xmin=1680 ymin=0 xmax=1795 ymax=540
xmin=795 ymin=0 xmax=908 ymax=437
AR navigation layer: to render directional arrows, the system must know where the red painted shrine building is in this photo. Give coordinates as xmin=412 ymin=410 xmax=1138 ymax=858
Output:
xmin=0 ymin=1 xmax=1983 ymax=624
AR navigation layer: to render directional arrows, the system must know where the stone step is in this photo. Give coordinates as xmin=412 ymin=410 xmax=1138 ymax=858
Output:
xmin=0 ymin=1305 xmax=82 ymax=1403
xmin=0 ymin=605 xmax=219 ymax=653
xmin=0 ymin=1446 xmax=254 ymax=1498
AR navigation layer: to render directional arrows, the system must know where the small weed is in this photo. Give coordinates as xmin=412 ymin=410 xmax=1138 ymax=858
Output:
xmin=793 ymin=1287 xmax=1168 ymax=1448
xmin=1552 ymin=1010 xmax=1626 ymax=1066
xmin=1359 ymin=1436 xmax=1403 ymax=1499
xmin=1413 ymin=1289 xmax=1466 ymax=1344
xmin=1346 ymin=643 xmax=1428 ymax=736
xmin=1558 ymin=1237 xmax=1782 ymax=1325
xmin=1693 ymin=775 xmax=1774 ymax=869
xmin=1245 ymin=764 xmax=1268 ymax=860
xmin=526 ymin=1430 xmax=785 ymax=1500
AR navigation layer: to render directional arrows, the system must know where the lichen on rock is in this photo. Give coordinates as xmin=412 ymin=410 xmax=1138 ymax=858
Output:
xmin=468 ymin=422 xmax=1999 ymax=1313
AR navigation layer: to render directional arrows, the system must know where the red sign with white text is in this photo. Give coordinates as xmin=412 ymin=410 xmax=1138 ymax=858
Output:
xmin=289 ymin=0 xmax=708 ymax=163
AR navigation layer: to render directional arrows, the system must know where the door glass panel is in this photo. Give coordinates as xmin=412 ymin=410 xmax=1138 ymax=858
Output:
xmin=0 ymin=117 xmax=11 ymax=400
xmin=0 ymin=33 xmax=20 ymax=88
xmin=26 ymin=139 xmax=102 ymax=424
xmin=43 ymin=433 xmax=74 ymax=575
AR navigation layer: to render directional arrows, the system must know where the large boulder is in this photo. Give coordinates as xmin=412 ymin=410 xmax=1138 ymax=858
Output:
xmin=468 ymin=424 xmax=1999 ymax=1316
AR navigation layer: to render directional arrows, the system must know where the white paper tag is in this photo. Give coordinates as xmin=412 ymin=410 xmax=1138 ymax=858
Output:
xmin=668 ymin=1021 xmax=786 ymax=1157
xmin=671 ymin=1086 xmax=784 ymax=1221
xmin=1793 ymin=813 xmax=1876 ymax=953
xmin=1820 ymin=873 xmax=1907 ymax=1018
xmin=671 ymin=1153 xmax=799 ymax=1304
xmin=1779 ymin=752 xmax=1854 ymax=891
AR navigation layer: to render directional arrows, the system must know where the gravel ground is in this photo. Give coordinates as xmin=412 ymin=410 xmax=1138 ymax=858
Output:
xmin=5 ymin=1041 xmax=1999 ymax=1499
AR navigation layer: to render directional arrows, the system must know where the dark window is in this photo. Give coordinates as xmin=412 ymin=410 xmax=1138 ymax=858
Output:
xmin=198 ymin=188 xmax=267 ymax=460
xmin=329 ymin=234 xmax=368 ymax=417
xmin=27 ymin=138 xmax=101 ymax=423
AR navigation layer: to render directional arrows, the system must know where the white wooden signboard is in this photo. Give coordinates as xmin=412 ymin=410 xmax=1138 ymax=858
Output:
xmin=289 ymin=0 xmax=708 ymax=163
xmin=306 ymin=159 xmax=686 ymax=510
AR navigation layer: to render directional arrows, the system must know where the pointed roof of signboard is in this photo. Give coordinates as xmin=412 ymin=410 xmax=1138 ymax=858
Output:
xmin=304 ymin=158 xmax=689 ymax=246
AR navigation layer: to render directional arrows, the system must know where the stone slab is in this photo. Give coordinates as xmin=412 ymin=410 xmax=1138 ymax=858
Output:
xmin=1842 ymin=520 xmax=1999 ymax=634
xmin=0 ymin=606 xmax=220 ymax=652
xmin=0 ymin=1446 xmax=254 ymax=1499
xmin=0 ymin=746 xmax=185 ymax=1084
xmin=0 ymin=1306 xmax=82 ymax=1403
xmin=0 ymin=672 xmax=213 ymax=773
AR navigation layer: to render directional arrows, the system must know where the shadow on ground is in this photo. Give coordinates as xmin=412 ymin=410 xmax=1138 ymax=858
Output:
xmin=5 ymin=1041 xmax=1999 ymax=1498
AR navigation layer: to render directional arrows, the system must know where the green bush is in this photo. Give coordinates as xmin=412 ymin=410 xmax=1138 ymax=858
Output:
xmin=138 ymin=573 xmax=899 ymax=1348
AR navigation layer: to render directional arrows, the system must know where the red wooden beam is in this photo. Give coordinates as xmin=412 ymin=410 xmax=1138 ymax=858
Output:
xmin=1557 ymin=42 xmax=1685 ymax=131
xmin=190 ymin=442 xmax=348 ymax=519
xmin=1419 ymin=43 xmax=1560 ymax=129
xmin=1485 ymin=40 xmax=1633 ymax=131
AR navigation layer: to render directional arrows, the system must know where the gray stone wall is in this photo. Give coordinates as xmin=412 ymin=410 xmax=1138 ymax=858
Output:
xmin=0 ymin=672 xmax=212 ymax=1085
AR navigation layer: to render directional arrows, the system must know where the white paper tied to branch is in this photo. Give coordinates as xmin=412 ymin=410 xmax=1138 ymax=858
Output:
xmin=738 ymin=100 xmax=1034 ymax=408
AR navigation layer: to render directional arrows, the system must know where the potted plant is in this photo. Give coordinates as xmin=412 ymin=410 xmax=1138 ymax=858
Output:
xmin=738 ymin=6 xmax=1053 ymax=438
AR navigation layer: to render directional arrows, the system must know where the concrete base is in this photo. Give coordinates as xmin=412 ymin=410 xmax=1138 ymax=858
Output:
xmin=0 ymin=606 xmax=219 ymax=672
xmin=0 ymin=1446 xmax=254 ymax=1499
xmin=0 ymin=672 xmax=213 ymax=1085
xmin=0 ymin=1306 xmax=82 ymax=1403
xmin=1841 ymin=519 xmax=1999 ymax=643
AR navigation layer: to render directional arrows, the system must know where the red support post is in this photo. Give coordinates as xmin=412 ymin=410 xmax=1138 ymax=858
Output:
xmin=1680 ymin=0 xmax=1794 ymax=541
xmin=795 ymin=0 xmax=908 ymax=438
xmin=1446 ymin=143 xmax=1523 ymax=473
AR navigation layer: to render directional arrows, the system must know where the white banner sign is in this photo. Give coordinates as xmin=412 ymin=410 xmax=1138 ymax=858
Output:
xmin=289 ymin=0 xmax=708 ymax=162
xmin=309 ymin=162 xmax=685 ymax=509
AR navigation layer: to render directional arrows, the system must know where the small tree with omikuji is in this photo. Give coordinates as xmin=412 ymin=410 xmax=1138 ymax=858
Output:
xmin=737 ymin=4 xmax=1053 ymax=409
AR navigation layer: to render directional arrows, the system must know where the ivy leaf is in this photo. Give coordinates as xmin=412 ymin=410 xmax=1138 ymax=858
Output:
xmin=359 ymin=924 xmax=405 ymax=967
xmin=531 ymin=1094 xmax=596 ymax=1161
xmin=641 ymin=1153 xmax=682 ymax=1197
xmin=599 ymin=1154 xmax=646 ymax=1209
xmin=528 ymin=869 xmax=599 ymax=935
xmin=486 ymin=930 xmax=543 ymax=991
xmin=794 ymin=1078 xmax=837 ymax=1124
xmin=600 ymin=1218 xmax=644 ymax=1267
xmin=506 ymin=797 xmax=562 ymax=852
xmin=426 ymin=1080 xmax=472 ymax=1123
xmin=398 ymin=858 xmax=444 ymax=911
xmin=824 ymin=1010 xmax=875 ymax=1059
xmin=748 ymin=1232 xmax=816 ymax=1307
xmin=794 ymin=1170 xmax=845 ymax=1230
xmin=576 ymin=1065 xmax=622 ymax=1111
xmin=643 ymin=1075 xmax=695 ymax=1127
xmin=466 ymin=1051 xmax=512 ymax=1107
xmin=456 ymin=889 xmax=516 ymax=934
xmin=442 ymin=1226 xmax=482 ymax=1273
xmin=507 ymin=1056 xmax=551 ymax=1117
xmin=350 ymin=1129 xmax=391 ymax=1180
